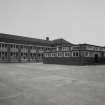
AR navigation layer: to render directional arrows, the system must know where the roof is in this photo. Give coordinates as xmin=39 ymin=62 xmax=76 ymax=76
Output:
xmin=78 ymin=43 xmax=105 ymax=48
xmin=0 ymin=33 xmax=75 ymax=47
xmin=0 ymin=33 xmax=52 ymax=46
xmin=51 ymin=38 xmax=73 ymax=46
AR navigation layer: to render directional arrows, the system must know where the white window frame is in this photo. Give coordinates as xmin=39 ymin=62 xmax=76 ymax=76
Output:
xmin=72 ymin=51 xmax=79 ymax=57
xmin=64 ymin=52 xmax=71 ymax=57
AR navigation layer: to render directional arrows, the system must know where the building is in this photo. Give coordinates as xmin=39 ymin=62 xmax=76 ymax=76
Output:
xmin=0 ymin=33 xmax=52 ymax=63
xmin=44 ymin=44 xmax=105 ymax=65
xmin=0 ymin=33 xmax=105 ymax=65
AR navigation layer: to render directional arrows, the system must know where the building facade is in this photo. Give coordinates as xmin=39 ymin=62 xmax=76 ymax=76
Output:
xmin=0 ymin=33 xmax=52 ymax=63
xmin=44 ymin=44 xmax=105 ymax=65
xmin=0 ymin=33 xmax=105 ymax=65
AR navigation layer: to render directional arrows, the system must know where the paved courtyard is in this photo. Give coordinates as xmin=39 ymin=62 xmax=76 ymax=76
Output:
xmin=0 ymin=63 xmax=105 ymax=105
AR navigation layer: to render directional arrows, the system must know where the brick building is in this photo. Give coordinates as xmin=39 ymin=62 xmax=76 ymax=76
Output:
xmin=0 ymin=33 xmax=105 ymax=65
xmin=0 ymin=33 xmax=52 ymax=63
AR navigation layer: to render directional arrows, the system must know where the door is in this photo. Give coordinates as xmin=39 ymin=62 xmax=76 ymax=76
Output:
xmin=94 ymin=54 xmax=98 ymax=63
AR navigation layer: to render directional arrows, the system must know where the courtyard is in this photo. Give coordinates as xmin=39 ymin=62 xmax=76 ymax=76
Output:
xmin=0 ymin=63 xmax=105 ymax=105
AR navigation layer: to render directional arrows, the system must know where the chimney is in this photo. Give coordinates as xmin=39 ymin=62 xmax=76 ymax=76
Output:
xmin=46 ymin=37 xmax=49 ymax=41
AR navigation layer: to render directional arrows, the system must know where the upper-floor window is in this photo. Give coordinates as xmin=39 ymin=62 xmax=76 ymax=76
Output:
xmin=51 ymin=48 xmax=56 ymax=52
xmin=62 ymin=47 xmax=69 ymax=51
xmin=56 ymin=47 xmax=59 ymax=51
xmin=86 ymin=46 xmax=91 ymax=50
xmin=45 ymin=48 xmax=51 ymax=52
xmin=71 ymin=46 xmax=80 ymax=50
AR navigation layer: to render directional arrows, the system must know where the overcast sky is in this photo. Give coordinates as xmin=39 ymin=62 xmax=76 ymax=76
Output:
xmin=0 ymin=0 xmax=105 ymax=46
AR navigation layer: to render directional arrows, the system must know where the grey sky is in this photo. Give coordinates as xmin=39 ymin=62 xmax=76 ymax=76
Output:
xmin=0 ymin=0 xmax=105 ymax=45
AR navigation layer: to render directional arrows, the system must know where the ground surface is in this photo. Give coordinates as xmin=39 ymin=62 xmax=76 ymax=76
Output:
xmin=0 ymin=63 xmax=105 ymax=105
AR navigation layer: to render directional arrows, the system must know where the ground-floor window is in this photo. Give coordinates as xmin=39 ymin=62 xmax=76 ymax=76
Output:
xmin=57 ymin=52 xmax=63 ymax=57
xmin=0 ymin=51 xmax=8 ymax=60
xmin=44 ymin=53 xmax=49 ymax=57
xmin=85 ymin=51 xmax=90 ymax=57
xmin=11 ymin=52 xmax=18 ymax=59
xmin=30 ymin=53 xmax=38 ymax=59
xmin=44 ymin=53 xmax=56 ymax=57
xmin=72 ymin=51 xmax=79 ymax=57
xmin=50 ymin=53 xmax=56 ymax=57
xmin=21 ymin=52 xmax=28 ymax=59
xmin=64 ymin=52 xmax=71 ymax=57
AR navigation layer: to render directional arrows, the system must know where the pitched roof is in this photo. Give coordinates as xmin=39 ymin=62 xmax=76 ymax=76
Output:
xmin=51 ymin=38 xmax=73 ymax=46
xmin=78 ymin=43 xmax=105 ymax=48
xmin=0 ymin=33 xmax=52 ymax=46
xmin=0 ymin=33 xmax=75 ymax=47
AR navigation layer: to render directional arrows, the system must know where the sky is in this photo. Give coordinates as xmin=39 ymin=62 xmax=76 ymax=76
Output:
xmin=0 ymin=0 xmax=105 ymax=46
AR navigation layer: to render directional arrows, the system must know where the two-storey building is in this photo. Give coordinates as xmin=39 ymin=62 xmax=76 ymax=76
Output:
xmin=0 ymin=33 xmax=105 ymax=65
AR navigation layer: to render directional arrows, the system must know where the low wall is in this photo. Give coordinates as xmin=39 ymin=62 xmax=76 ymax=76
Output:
xmin=43 ymin=57 xmax=82 ymax=65
xmin=43 ymin=57 xmax=105 ymax=65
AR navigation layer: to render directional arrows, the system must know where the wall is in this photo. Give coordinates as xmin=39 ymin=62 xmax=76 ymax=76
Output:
xmin=43 ymin=57 xmax=82 ymax=65
xmin=43 ymin=56 xmax=105 ymax=65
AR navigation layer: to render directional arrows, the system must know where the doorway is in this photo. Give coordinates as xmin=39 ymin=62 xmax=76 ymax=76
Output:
xmin=94 ymin=54 xmax=98 ymax=63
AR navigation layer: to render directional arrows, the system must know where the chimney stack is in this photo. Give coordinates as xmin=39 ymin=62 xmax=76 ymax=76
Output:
xmin=46 ymin=37 xmax=49 ymax=41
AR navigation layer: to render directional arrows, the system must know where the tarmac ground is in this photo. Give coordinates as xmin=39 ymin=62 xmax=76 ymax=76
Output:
xmin=0 ymin=63 xmax=105 ymax=105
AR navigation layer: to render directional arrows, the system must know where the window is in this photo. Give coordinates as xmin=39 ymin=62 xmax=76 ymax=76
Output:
xmin=5 ymin=52 xmax=7 ymax=56
xmin=63 ymin=52 xmax=71 ymax=57
xmin=76 ymin=52 xmax=79 ymax=56
xmin=85 ymin=51 xmax=89 ymax=57
xmin=73 ymin=52 xmax=75 ymax=56
xmin=11 ymin=44 xmax=13 ymax=48
xmin=5 ymin=44 xmax=7 ymax=47
xmin=50 ymin=53 xmax=55 ymax=57
xmin=57 ymin=52 xmax=63 ymax=57
xmin=71 ymin=46 xmax=80 ymax=50
xmin=48 ymin=53 xmax=51 ymax=57
xmin=0 ymin=52 xmax=1 ymax=58
xmin=72 ymin=51 xmax=79 ymax=57
xmin=11 ymin=52 xmax=13 ymax=56
xmin=56 ymin=47 xmax=59 ymax=51
xmin=45 ymin=53 xmax=49 ymax=57
xmin=52 ymin=48 xmax=56 ymax=52
xmin=62 ymin=47 xmax=69 ymax=51
xmin=2 ymin=44 xmax=4 ymax=48
xmin=0 ymin=44 xmax=1 ymax=48
xmin=16 ymin=45 xmax=18 ymax=48
xmin=21 ymin=53 xmax=23 ymax=56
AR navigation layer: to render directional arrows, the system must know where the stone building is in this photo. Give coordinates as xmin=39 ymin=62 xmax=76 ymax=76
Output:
xmin=0 ymin=33 xmax=105 ymax=65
